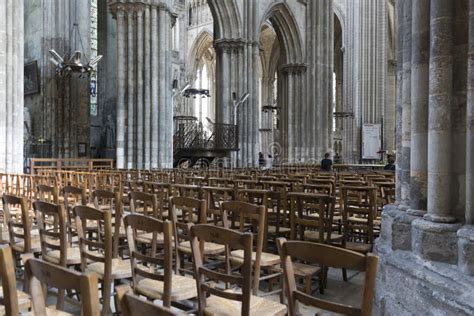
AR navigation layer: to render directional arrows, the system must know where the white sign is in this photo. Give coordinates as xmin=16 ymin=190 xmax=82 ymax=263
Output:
xmin=362 ymin=124 xmax=381 ymax=159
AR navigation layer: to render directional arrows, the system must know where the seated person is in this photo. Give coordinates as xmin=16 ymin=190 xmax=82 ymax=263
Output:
xmin=384 ymin=156 xmax=396 ymax=171
xmin=321 ymin=153 xmax=333 ymax=171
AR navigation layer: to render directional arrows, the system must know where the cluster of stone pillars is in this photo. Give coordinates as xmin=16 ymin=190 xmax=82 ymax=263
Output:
xmin=0 ymin=0 xmax=24 ymax=173
xmin=108 ymin=0 xmax=173 ymax=169
xmin=339 ymin=0 xmax=390 ymax=163
xmin=376 ymin=0 xmax=474 ymax=313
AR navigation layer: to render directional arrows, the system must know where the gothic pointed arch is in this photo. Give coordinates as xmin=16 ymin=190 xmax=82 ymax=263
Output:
xmin=187 ymin=29 xmax=214 ymax=81
xmin=207 ymin=0 xmax=242 ymax=40
xmin=261 ymin=2 xmax=304 ymax=65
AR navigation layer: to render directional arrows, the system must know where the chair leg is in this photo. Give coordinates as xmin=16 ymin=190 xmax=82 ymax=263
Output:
xmin=342 ymin=268 xmax=348 ymax=282
xmin=101 ymin=280 xmax=112 ymax=316
xmin=305 ymin=274 xmax=312 ymax=295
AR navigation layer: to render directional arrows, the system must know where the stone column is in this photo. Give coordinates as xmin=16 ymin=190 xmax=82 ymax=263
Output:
xmin=0 ymin=0 xmax=23 ymax=173
xmin=151 ymin=6 xmax=159 ymax=168
xmin=395 ymin=0 xmax=404 ymax=201
xmin=126 ymin=9 xmax=135 ymax=169
xmin=342 ymin=0 xmax=387 ymax=163
xmin=408 ymin=0 xmax=429 ymax=213
xmin=109 ymin=0 xmax=173 ymax=169
xmin=143 ymin=7 xmax=151 ymax=170
xmin=467 ymin=0 xmax=474 ymax=224
xmin=425 ymin=0 xmax=455 ymax=223
xmin=307 ymin=0 xmax=333 ymax=160
xmin=400 ymin=0 xmax=412 ymax=204
xmin=115 ymin=7 xmax=126 ymax=168
xmin=136 ymin=9 xmax=144 ymax=169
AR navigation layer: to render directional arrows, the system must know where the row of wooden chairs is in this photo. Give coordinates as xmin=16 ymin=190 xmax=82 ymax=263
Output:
xmin=0 ymin=218 xmax=378 ymax=315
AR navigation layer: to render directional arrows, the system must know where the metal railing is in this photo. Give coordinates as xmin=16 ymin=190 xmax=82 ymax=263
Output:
xmin=174 ymin=117 xmax=238 ymax=151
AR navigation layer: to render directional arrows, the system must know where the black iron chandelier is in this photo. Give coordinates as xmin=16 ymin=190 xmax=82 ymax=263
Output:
xmin=183 ymin=88 xmax=211 ymax=98
xmin=49 ymin=0 xmax=102 ymax=78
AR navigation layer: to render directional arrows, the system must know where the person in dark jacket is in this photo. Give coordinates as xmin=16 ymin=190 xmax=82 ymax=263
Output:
xmin=321 ymin=153 xmax=333 ymax=171
xmin=384 ymin=156 xmax=396 ymax=171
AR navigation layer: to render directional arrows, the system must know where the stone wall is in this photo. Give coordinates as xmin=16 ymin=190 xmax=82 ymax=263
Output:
xmin=376 ymin=0 xmax=474 ymax=314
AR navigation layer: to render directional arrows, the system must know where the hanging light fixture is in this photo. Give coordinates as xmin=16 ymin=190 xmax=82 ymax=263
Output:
xmin=49 ymin=0 xmax=102 ymax=78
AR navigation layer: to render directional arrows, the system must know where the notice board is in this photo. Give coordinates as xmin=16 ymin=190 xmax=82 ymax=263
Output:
xmin=362 ymin=124 xmax=381 ymax=160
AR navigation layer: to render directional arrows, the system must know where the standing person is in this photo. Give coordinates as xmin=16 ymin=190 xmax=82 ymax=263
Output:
xmin=321 ymin=153 xmax=333 ymax=172
xmin=258 ymin=152 xmax=265 ymax=168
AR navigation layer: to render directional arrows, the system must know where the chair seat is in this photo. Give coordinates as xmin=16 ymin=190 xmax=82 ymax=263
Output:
xmin=85 ymin=258 xmax=132 ymax=280
xmin=178 ymin=241 xmax=225 ymax=255
xmin=0 ymin=288 xmax=31 ymax=312
xmin=303 ymin=231 xmax=344 ymax=243
xmin=292 ymin=262 xmax=321 ymax=277
xmin=136 ymin=232 xmax=165 ymax=244
xmin=267 ymin=226 xmax=291 ymax=234
xmin=345 ymin=242 xmax=372 ymax=254
xmin=204 ymin=293 xmax=287 ymax=316
xmin=42 ymin=247 xmax=82 ymax=265
xmin=24 ymin=307 xmax=73 ymax=315
xmin=230 ymin=250 xmax=280 ymax=267
xmin=136 ymin=274 xmax=197 ymax=301
xmin=11 ymin=236 xmax=41 ymax=254
xmin=348 ymin=216 xmax=368 ymax=223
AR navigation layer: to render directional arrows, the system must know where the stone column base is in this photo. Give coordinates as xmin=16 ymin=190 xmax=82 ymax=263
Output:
xmin=412 ymin=219 xmax=462 ymax=264
xmin=379 ymin=204 xmax=420 ymax=251
xmin=458 ymin=225 xmax=474 ymax=275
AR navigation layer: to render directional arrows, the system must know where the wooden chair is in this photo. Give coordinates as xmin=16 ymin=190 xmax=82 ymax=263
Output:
xmin=174 ymin=184 xmax=201 ymax=199
xmin=0 ymin=245 xmax=31 ymax=314
xmin=189 ymin=224 xmax=286 ymax=316
xmin=201 ymin=186 xmax=234 ymax=223
xmin=3 ymin=194 xmax=41 ymax=261
xmin=341 ymin=186 xmax=377 ymax=254
xmin=143 ymin=182 xmax=172 ymax=217
xmin=36 ymin=184 xmax=59 ymax=204
xmin=117 ymin=285 xmax=184 ymax=316
xmin=221 ymin=201 xmax=282 ymax=298
xmin=74 ymin=205 xmax=132 ymax=315
xmin=25 ymin=258 xmax=100 ymax=315
xmin=278 ymin=239 xmax=377 ymax=316
xmin=62 ymin=185 xmax=87 ymax=245
xmin=129 ymin=191 xmax=163 ymax=245
xmin=260 ymin=181 xmax=292 ymax=241
xmin=124 ymin=214 xmax=197 ymax=310
xmin=170 ymin=197 xmax=224 ymax=274
xmin=92 ymin=189 xmax=125 ymax=258
xmin=34 ymin=201 xmax=81 ymax=267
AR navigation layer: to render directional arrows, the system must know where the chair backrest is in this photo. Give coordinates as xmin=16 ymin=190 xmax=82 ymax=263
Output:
xmin=277 ymin=239 xmax=377 ymax=316
xmin=92 ymin=189 xmax=123 ymax=257
xmin=123 ymin=214 xmax=173 ymax=307
xmin=288 ymin=193 xmax=336 ymax=242
xmin=33 ymin=201 xmax=68 ymax=266
xmin=143 ymin=182 xmax=172 ymax=214
xmin=190 ymin=224 xmax=253 ymax=316
xmin=36 ymin=184 xmax=59 ymax=204
xmin=26 ymin=258 xmax=100 ymax=316
xmin=174 ymin=184 xmax=201 ymax=199
xmin=220 ymin=201 xmax=265 ymax=292
xmin=0 ymin=245 xmax=19 ymax=315
xmin=63 ymin=185 xmax=87 ymax=243
xmin=74 ymin=205 xmax=113 ymax=275
xmin=129 ymin=191 xmax=160 ymax=219
xmin=2 ymin=194 xmax=32 ymax=253
xmin=117 ymin=285 xmax=183 ymax=316
xmin=342 ymin=186 xmax=377 ymax=244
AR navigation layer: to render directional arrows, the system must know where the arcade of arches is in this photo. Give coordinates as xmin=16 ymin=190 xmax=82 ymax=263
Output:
xmin=0 ymin=0 xmax=473 ymax=314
